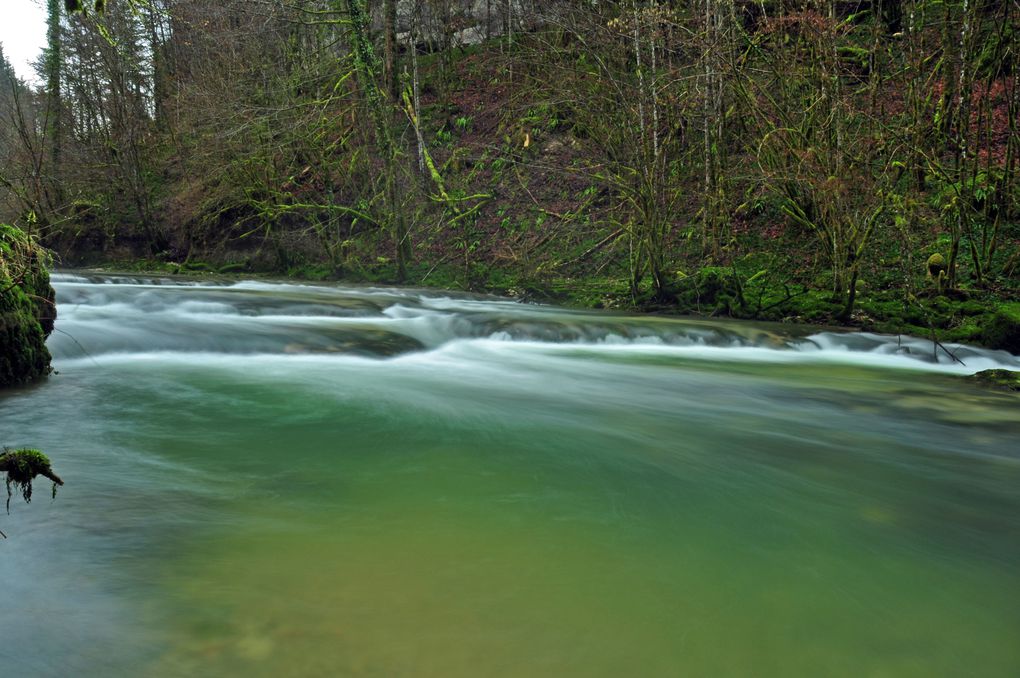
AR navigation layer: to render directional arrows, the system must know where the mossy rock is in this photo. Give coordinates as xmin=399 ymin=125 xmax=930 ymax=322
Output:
xmin=1 ymin=224 xmax=56 ymax=388
xmin=181 ymin=261 xmax=214 ymax=272
xmin=926 ymin=253 xmax=947 ymax=277
xmin=945 ymin=321 xmax=984 ymax=344
xmin=969 ymin=369 xmax=1020 ymax=392
xmin=957 ymin=300 xmax=987 ymax=316
xmin=673 ymin=267 xmax=743 ymax=315
xmin=782 ymin=289 xmax=841 ymax=322
xmin=218 ymin=262 xmax=250 ymax=274
xmin=979 ymin=302 xmax=1020 ymax=354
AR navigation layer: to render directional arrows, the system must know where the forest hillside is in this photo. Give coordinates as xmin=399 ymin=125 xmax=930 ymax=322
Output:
xmin=1 ymin=0 xmax=1018 ymax=350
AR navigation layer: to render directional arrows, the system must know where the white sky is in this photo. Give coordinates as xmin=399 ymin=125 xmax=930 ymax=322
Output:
xmin=0 ymin=0 xmax=49 ymax=84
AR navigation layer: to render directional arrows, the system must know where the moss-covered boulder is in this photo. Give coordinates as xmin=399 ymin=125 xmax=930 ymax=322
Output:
xmin=673 ymin=267 xmax=744 ymax=315
xmin=980 ymin=302 xmax=1020 ymax=355
xmin=1 ymin=224 xmax=56 ymax=388
xmin=969 ymin=369 xmax=1020 ymax=392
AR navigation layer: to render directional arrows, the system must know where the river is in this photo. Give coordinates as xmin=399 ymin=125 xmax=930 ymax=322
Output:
xmin=2 ymin=272 xmax=1019 ymax=677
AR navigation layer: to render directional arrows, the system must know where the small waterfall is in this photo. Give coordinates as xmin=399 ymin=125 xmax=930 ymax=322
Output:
xmin=48 ymin=272 xmax=1020 ymax=374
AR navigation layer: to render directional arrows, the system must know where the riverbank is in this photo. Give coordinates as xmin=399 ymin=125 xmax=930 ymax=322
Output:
xmin=43 ymin=32 xmax=1020 ymax=355
xmin=0 ymin=224 xmax=56 ymax=387
xmin=68 ymin=255 xmax=1020 ymax=357
xmin=31 ymin=32 xmax=1020 ymax=356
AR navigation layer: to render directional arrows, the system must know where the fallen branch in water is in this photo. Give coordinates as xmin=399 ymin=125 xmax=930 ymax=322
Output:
xmin=1 ymin=448 xmax=63 ymax=516
xmin=929 ymin=328 xmax=967 ymax=367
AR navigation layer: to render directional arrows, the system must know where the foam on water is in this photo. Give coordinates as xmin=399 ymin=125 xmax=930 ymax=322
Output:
xmin=49 ymin=272 xmax=1020 ymax=375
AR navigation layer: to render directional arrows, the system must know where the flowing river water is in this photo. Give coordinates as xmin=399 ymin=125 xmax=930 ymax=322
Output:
xmin=2 ymin=272 xmax=1020 ymax=677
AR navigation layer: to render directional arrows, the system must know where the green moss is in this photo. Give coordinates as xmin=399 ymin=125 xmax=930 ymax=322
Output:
xmin=945 ymin=321 xmax=984 ymax=343
xmin=673 ymin=267 xmax=743 ymax=315
xmin=957 ymin=300 xmax=987 ymax=316
xmin=119 ymin=258 xmax=182 ymax=274
xmin=1 ymin=447 xmax=63 ymax=509
xmin=182 ymin=261 xmax=214 ymax=272
xmin=969 ymin=369 xmax=1020 ymax=392
xmin=1 ymin=224 xmax=56 ymax=388
xmin=286 ymin=263 xmax=335 ymax=281
xmin=926 ymin=253 xmax=947 ymax=276
xmin=2 ymin=449 xmax=51 ymax=484
xmin=980 ymin=302 xmax=1020 ymax=354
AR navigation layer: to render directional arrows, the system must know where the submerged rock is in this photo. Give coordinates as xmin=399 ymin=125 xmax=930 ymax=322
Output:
xmin=283 ymin=327 xmax=425 ymax=357
xmin=969 ymin=369 xmax=1020 ymax=393
xmin=1 ymin=224 xmax=56 ymax=387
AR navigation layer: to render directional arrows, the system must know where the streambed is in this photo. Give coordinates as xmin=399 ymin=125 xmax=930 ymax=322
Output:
xmin=2 ymin=272 xmax=1019 ymax=676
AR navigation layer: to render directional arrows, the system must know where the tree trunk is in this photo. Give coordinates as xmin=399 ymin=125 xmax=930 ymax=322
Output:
xmin=45 ymin=0 xmax=63 ymax=211
xmin=383 ymin=0 xmax=398 ymax=100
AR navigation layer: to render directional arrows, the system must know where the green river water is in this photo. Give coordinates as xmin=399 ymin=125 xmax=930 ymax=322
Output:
xmin=2 ymin=272 xmax=1019 ymax=677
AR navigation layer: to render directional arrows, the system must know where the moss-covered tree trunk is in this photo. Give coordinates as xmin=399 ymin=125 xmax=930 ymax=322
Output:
xmin=343 ymin=0 xmax=411 ymax=281
xmin=45 ymin=0 xmax=63 ymax=209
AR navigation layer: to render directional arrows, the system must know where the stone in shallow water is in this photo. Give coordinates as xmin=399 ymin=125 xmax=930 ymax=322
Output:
xmin=969 ymin=368 xmax=1020 ymax=392
xmin=282 ymin=327 xmax=425 ymax=357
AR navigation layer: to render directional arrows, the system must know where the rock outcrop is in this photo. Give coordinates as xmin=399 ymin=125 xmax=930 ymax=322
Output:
xmin=1 ymin=224 xmax=56 ymax=388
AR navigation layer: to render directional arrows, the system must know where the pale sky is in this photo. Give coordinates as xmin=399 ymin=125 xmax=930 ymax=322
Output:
xmin=0 ymin=0 xmax=49 ymax=84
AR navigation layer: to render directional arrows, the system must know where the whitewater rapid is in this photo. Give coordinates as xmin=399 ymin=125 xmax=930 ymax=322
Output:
xmin=48 ymin=272 xmax=1020 ymax=376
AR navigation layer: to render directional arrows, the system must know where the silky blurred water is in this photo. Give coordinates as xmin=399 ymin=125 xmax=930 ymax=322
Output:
xmin=2 ymin=272 xmax=1019 ymax=677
